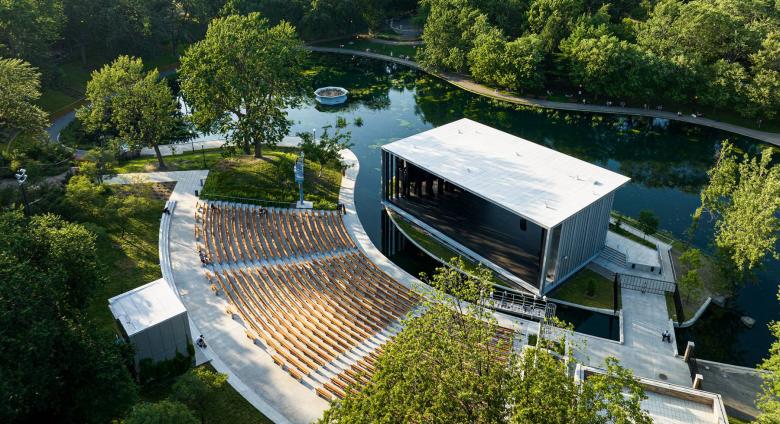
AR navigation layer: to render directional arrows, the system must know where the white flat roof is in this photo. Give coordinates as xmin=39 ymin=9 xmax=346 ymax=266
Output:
xmin=108 ymin=279 xmax=186 ymax=337
xmin=382 ymin=119 xmax=630 ymax=228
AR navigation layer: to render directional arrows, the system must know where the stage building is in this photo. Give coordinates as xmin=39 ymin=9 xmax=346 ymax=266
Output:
xmin=381 ymin=119 xmax=630 ymax=295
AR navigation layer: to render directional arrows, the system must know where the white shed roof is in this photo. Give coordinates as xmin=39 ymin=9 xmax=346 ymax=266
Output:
xmin=108 ymin=279 xmax=186 ymax=337
xmin=382 ymin=118 xmax=630 ymax=228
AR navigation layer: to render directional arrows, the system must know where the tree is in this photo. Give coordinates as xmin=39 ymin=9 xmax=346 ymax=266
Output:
xmin=78 ymin=56 xmax=179 ymax=169
xmin=758 ymin=291 xmax=780 ymax=423
xmin=700 ymin=60 xmax=748 ymax=112
xmin=171 ymin=367 xmax=228 ymax=423
xmin=107 ymin=189 xmax=153 ymax=238
xmin=679 ymin=248 xmax=703 ymax=303
xmin=65 ymin=174 xmax=106 ymax=221
xmin=0 ymin=0 xmax=64 ymax=66
xmin=694 ymin=142 xmax=780 ymax=274
xmin=637 ymin=209 xmax=659 ymax=238
xmin=80 ymin=145 xmax=118 ymax=183
xmin=0 ymin=58 xmax=49 ymax=146
xmin=745 ymin=69 xmax=780 ymax=121
xmin=526 ymin=0 xmax=585 ymax=52
xmin=419 ymin=0 xmax=485 ymax=72
xmin=468 ymin=28 xmax=545 ymax=92
xmin=320 ymin=257 xmax=650 ymax=423
xmin=0 ymin=210 xmax=138 ymax=422
xmin=298 ymin=122 xmax=354 ymax=177
xmin=179 ymin=13 xmax=308 ymax=158
xmin=125 ymin=400 xmax=198 ymax=424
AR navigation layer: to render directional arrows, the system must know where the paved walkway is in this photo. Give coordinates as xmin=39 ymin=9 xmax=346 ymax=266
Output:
xmin=138 ymin=136 xmax=303 ymax=157
xmin=308 ymin=47 xmax=780 ymax=147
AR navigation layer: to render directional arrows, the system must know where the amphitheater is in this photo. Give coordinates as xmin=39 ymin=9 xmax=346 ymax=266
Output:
xmin=107 ymin=149 xmax=727 ymax=424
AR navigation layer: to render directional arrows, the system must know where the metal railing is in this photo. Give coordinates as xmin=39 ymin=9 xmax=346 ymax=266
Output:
xmin=618 ymin=273 xmax=676 ymax=294
xmin=199 ymin=193 xmax=325 ymax=209
xmin=490 ymin=289 xmax=553 ymax=321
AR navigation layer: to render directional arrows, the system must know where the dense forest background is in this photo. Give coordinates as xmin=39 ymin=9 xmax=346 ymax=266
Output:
xmin=1 ymin=0 xmax=778 ymax=122
xmin=416 ymin=0 xmax=780 ymax=122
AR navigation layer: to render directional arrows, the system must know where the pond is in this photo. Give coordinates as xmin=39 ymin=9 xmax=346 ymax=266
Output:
xmin=174 ymin=53 xmax=779 ymax=367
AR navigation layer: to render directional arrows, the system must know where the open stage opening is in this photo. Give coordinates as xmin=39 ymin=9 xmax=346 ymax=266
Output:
xmin=389 ymin=176 xmax=544 ymax=287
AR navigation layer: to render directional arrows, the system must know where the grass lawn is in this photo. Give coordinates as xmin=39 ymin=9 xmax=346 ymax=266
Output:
xmin=201 ymin=148 xmax=342 ymax=210
xmin=388 ymin=210 xmax=506 ymax=285
xmin=670 ymin=244 xmax=728 ymax=321
xmin=316 ymin=38 xmax=419 ymax=59
xmin=609 ymin=223 xmax=657 ymax=249
xmin=85 ymin=196 xmax=164 ymax=335
xmin=114 ymin=147 xmax=227 ymax=173
xmin=549 ymin=268 xmax=619 ymax=310
xmin=140 ymin=363 xmax=274 ymax=424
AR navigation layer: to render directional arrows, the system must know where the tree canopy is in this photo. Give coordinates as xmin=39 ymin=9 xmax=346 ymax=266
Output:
xmin=693 ymin=141 xmax=780 ymax=275
xmin=0 ymin=57 xmax=49 ymax=144
xmin=78 ymin=55 xmax=180 ymax=168
xmin=0 ymin=210 xmax=137 ymax=423
xmin=125 ymin=400 xmax=198 ymax=424
xmin=418 ymin=0 xmax=780 ymax=120
xmin=759 ymin=290 xmax=780 ymax=423
xmin=320 ymin=258 xmax=650 ymax=423
xmin=179 ymin=13 xmax=308 ymax=158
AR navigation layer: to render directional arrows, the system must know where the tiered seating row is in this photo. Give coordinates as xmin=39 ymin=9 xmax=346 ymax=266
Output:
xmin=199 ymin=202 xmax=356 ymax=264
xmin=207 ymin=255 xmax=417 ymax=384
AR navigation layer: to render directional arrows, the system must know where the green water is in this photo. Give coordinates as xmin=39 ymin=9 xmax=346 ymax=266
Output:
xmin=285 ymin=53 xmax=778 ymax=367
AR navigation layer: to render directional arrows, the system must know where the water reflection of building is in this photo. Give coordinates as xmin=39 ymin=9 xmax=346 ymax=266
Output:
xmin=380 ymin=119 xmax=631 ymax=295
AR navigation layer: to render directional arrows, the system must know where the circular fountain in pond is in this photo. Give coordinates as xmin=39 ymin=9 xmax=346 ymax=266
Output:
xmin=314 ymin=86 xmax=349 ymax=105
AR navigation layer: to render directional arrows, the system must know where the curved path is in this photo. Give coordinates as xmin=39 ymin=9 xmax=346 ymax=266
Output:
xmin=308 ymin=46 xmax=780 ymax=147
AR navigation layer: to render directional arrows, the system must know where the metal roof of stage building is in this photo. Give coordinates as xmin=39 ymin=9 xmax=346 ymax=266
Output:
xmin=382 ymin=118 xmax=630 ymax=228
xmin=108 ymin=279 xmax=186 ymax=337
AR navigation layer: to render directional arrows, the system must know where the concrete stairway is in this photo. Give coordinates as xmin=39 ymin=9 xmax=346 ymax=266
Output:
xmin=599 ymin=246 xmax=627 ymax=268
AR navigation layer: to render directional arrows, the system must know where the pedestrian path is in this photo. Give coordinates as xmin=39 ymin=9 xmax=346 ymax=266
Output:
xmin=139 ymin=136 xmax=303 ymax=157
xmin=308 ymin=46 xmax=780 ymax=147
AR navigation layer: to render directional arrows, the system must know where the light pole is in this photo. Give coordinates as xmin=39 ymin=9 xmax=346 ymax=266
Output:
xmin=15 ymin=168 xmax=29 ymax=216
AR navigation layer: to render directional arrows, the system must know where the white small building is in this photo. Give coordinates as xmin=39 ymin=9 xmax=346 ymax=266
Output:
xmin=381 ymin=118 xmax=631 ymax=295
xmin=108 ymin=279 xmax=191 ymax=371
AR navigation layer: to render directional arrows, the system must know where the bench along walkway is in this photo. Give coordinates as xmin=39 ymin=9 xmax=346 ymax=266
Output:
xmin=307 ymin=46 xmax=780 ymax=147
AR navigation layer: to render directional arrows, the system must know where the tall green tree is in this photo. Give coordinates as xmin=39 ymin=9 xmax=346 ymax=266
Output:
xmin=526 ymin=0 xmax=585 ymax=52
xmin=419 ymin=0 xmax=485 ymax=72
xmin=171 ymin=367 xmax=228 ymax=424
xmin=468 ymin=27 xmax=545 ymax=92
xmin=0 ymin=0 xmax=64 ymax=66
xmin=320 ymin=257 xmax=650 ymax=423
xmin=0 ymin=58 xmax=49 ymax=146
xmin=637 ymin=209 xmax=659 ymax=238
xmin=678 ymin=248 xmax=703 ymax=303
xmin=693 ymin=141 xmax=780 ymax=275
xmin=0 ymin=210 xmax=138 ymax=422
xmin=298 ymin=122 xmax=354 ymax=177
xmin=179 ymin=13 xmax=308 ymax=158
xmin=78 ymin=56 xmax=179 ymax=169
xmin=758 ymin=290 xmax=780 ymax=423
